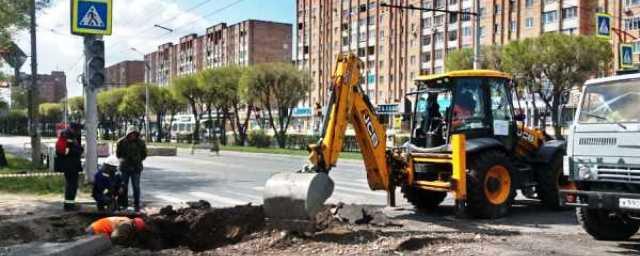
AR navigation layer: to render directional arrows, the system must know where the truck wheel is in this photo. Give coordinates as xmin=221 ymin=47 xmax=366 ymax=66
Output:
xmin=537 ymin=153 xmax=569 ymax=210
xmin=577 ymin=207 xmax=639 ymax=240
xmin=401 ymin=185 xmax=447 ymax=210
xmin=467 ymin=150 xmax=515 ymax=219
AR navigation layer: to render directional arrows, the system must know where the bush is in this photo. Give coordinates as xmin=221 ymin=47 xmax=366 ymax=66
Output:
xmin=248 ymin=130 xmax=272 ymax=148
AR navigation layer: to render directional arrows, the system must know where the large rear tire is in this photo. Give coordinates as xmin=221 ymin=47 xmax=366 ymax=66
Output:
xmin=401 ymin=185 xmax=447 ymax=211
xmin=537 ymin=153 xmax=569 ymax=210
xmin=467 ymin=150 xmax=515 ymax=219
xmin=577 ymin=207 xmax=639 ymax=241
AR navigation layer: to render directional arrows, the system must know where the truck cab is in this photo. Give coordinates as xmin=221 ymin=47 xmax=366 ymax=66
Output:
xmin=561 ymin=73 xmax=640 ymax=240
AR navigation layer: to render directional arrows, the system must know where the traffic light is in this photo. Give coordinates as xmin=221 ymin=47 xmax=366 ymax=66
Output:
xmin=84 ymin=38 xmax=105 ymax=88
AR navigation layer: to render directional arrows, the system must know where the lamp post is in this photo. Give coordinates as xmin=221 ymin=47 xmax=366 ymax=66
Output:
xmin=131 ymin=47 xmax=151 ymax=141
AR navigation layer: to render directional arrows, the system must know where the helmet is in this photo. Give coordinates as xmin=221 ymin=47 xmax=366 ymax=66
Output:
xmin=104 ymin=156 xmax=120 ymax=167
xmin=132 ymin=217 xmax=145 ymax=231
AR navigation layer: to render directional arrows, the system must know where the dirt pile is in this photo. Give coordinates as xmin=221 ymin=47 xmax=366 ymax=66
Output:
xmin=133 ymin=201 xmax=265 ymax=252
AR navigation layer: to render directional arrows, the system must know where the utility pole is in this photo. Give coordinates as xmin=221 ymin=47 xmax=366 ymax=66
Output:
xmin=473 ymin=0 xmax=481 ymax=70
xmin=29 ymin=0 xmax=42 ymax=168
xmin=83 ymin=36 xmax=104 ymax=183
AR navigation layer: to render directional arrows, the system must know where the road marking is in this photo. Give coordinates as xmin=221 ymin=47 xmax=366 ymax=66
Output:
xmin=189 ymin=191 xmax=247 ymax=206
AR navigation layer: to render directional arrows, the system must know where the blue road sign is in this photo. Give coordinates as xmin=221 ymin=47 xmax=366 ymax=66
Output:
xmin=620 ymin=44 xmax=634 ymax=69
xmin=596 ymin=13 xmax=611 ymax=40
xmin=71 ymin=0 xmax=112 ymax=36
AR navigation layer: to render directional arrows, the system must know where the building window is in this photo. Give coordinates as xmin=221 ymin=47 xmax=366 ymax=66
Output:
xmin=544 ymin=0 xmax=556 ymax=4
xmin=410 ymin=55 xmax=416 ymax=64
xmin=510 ymin=21 xmax=517 ymax=32
xmin=449 ymin=14 xmax=458 ymax=24
xmin=461 ymin=8 xmax=471 ymax=21
xmin=423 ymin=17 xmax=432 ymax=29
xmin=479 ymin=26 xmax=485 ymax=37
xmin=379 ymin=60 xmax=384 ymax=67
xmin=625 ymin=17 xmax=640 ymax=30
xmin=562 ymin=7 xmax=577 ymax=20
xmin=434 ymin=0 xmax=444 ymax=8
xmin=448 ymin=31 xmax=458 ymax=41
xmin=463 ymin=27 xmax=472 ymax=37
xmin=379 ymin=76 xmax=384 ymax=83
xmin=434 ymin=32 xmax=444 ymax=43
xmin=449 ymin=0 xmax=457 ymax=5
xmin=634 ymin=41 xmax=640 ymax=53
xmin=525 ymin=0 xmax=534 ymax=7
xmin=434 ymin=15 xmax=445 ymax=27
xmin=542 ymin=11 xmax=558 ymax=25
xmin=495 ymin=4 xmax=501 ymax=14
xmin=434 ymin=50 xmax=443 ymax=60
xmin=422 ymin=0 xmax=433 ymax=9
xmin=626 ymin=0 xmax=640 ymax=7
xmin=526 ymin=17 xmax=534 ymax=28
xmin=422 ymin=36 xmax=432 ymax=45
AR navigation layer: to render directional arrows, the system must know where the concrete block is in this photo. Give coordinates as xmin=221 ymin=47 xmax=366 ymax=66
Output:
xmin=147 ymin=146 xmax=177 ymax=156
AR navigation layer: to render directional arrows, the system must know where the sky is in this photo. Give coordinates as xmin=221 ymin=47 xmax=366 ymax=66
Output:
xmin=9 ymin=0 xmax=296 ymax=97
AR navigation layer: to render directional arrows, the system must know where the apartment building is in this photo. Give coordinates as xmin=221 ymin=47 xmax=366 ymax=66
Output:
xmin=296 ymin=0 xmax=603 ymax=110
xmin=105 ymin=60 xmax=145 ymax=89
xmin=20 ymin=71 xmax=66 ymax=103
xmin=145 ymin=19 xmax=292 ymax=86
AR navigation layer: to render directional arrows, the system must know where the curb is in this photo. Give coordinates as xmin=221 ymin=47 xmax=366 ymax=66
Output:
xmin=0 ymin=235 xmax=111 ymax=256
xmin=0 ymin=172 xmax=63 ymax=178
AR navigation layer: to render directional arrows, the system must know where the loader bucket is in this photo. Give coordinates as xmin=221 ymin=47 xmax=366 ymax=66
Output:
xmin=263 ymin=172 xmax=334 ymax=220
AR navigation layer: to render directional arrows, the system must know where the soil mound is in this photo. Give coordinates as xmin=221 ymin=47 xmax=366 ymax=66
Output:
xmin=134 ymin=202 xmax=265 ymax=252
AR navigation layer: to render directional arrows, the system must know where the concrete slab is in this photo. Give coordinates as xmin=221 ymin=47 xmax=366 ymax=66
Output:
xmin=0 ymin=235 xmax=111 ymax=256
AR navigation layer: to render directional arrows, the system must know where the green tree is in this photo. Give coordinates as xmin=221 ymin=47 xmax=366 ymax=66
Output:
xmin=118 ymin=84 xmax=146 ymax=129
xmin=242 ymin=63 xmax=312 ymax=148
xmin=199 ymin=66 xmax=249 ymax=146
xmin=9 ymin=86 xmax=27 ymax=109
xmin=97 ymin=87 xmax=126 ymax=138
xmin=171 ymin=75 xmax=203 ymax=143
xmin=444 ymin=46 xmax=503 ymax=71
xmin=0 ymin=98 xmax=8 ymax=116
xmin=38 ymin=102 xmax=63 ymax=122
xmin=502 ymin=38 xmax=545 ymax=127
xmin=164 ymin=89 xmax=186 ymax=142
xmin=66 ymin=96 xmax=84 ymax=122
xmin=148 ymin=85 xmax=173 ymax=142
xmin=537 ymin=33 xmax=612 ymax=137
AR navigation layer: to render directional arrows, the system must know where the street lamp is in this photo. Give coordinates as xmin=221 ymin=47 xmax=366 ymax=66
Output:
xmin=131 ymin=47 xmax=151 ymax=141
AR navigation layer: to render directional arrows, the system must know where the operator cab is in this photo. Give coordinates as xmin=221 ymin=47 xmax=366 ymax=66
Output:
xmin=411 ymin=70 xmax=517 ymax=150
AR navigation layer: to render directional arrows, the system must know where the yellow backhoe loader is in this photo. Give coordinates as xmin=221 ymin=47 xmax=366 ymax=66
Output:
xmin=263 ymin=53 xmax=569 ymax=224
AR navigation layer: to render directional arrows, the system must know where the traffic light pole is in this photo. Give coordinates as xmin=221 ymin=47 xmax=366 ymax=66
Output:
xmin=83 ymin=35 xmax=102 ymax=183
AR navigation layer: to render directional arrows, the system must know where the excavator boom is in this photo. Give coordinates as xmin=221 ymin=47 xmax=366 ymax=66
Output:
xmin=263 ymin=54 xmax=391 ymax=222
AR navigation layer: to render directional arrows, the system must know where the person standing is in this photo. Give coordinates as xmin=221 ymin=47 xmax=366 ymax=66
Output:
xmin=116 ymin=126 xmax=147 ymax=212
xmin=55 ymin=123 xmax=83 ymax=211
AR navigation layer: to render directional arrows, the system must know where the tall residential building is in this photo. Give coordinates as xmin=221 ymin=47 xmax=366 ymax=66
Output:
xmin=20 ymin=71 xmax=66 ymax=103
xmin=105 ymin=60 xmax=145 ymax=88
xmin=296 ymin=0 xmax=602 ymax=109
xmin=145 ymin=19 xmax=292 ymax=86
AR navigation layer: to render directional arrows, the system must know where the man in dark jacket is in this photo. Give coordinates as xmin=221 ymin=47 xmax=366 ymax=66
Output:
xmin=116 ymin=126 xmax=147 ymax=212
xmin=93 ymin=156 xmax=122 ymax=211
xmin=55 ymin=123 xmax=83 ymax=211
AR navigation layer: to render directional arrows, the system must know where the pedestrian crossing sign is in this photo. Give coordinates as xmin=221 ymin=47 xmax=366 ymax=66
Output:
xmin=620 ymin=44 xmax=634 ymax=69
xmin=71 ymin=0 xmax=112 ymax=36
xmin=595 ymin=13 xmax=611 ymax=40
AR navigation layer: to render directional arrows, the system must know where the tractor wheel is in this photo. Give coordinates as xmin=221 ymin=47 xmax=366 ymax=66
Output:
xmin=401 ymin=185 xmax=447 ymax=211
xmin=577 ymin=207 xmax=639 ymax=241
xmin=537 ymin=153 xmax=570 ymax=210
xmin=467 ymin=150 xmax=515 ymax=219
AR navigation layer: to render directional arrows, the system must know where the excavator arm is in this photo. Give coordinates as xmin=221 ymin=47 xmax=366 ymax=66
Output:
xmin=263 ymin=54 xmax=392 ymax=222
xmin=308 ymin=54 xmax=390 ymax=190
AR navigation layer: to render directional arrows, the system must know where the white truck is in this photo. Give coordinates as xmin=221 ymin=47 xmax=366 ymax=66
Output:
xmin=561 ymin=73 xmax=640 ymax=240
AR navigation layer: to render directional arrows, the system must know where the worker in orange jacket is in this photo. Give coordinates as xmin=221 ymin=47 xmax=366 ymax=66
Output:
xmin=86 ymin=217 xmax=146 ymax=244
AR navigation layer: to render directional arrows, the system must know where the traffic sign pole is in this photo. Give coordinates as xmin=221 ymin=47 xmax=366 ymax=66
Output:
xmin=83 ymin=35 xmax=100 ymax=183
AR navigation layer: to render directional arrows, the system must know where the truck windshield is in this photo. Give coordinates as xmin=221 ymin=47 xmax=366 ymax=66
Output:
xmin=579 ymin=80 xmax=640 ymax=124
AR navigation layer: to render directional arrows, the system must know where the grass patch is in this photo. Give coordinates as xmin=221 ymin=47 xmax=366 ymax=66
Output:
xmin=0 ymin=153 xmax=47 ymax=173
xmin=148 ymin=142 xmax=363 ymax=160
xmin=0 ymin=174 xmax=91 ymax=195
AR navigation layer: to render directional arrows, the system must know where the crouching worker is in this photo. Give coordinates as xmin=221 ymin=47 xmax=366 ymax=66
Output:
xmin=86 ymin=217 xmax=146 ymax=244
xmin=93 ymin=156 xmax=123 ymax=211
